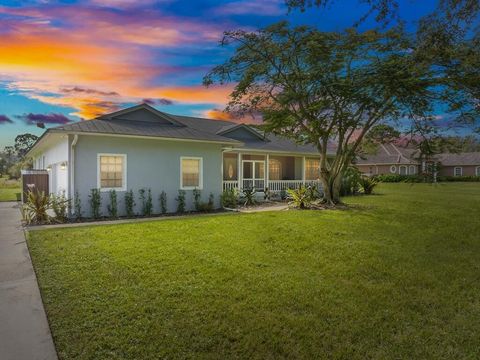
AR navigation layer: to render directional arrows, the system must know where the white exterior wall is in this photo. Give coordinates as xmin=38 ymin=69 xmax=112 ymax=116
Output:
xmin=33 ymin=136 xmax=69 ymax=197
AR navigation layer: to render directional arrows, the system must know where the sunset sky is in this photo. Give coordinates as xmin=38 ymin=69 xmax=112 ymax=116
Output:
xmin=0 ymin=0 xmax=442 ymax=148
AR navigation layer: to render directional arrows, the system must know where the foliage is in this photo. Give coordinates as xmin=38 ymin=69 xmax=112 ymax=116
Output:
xmin=263 ymin=187 xmax=272 ymax=201
xmin=73 ymin=191 xmax=82 ymax=220
xmin=220 ymin=188 xmax=239 ymax=208
xmin=159 ymin=191 xmax=167 ymax=214
xmin=306 ymin=184 xmax=320 ymax=201
xmin=287 ymin=186 xmax=312 ymax=209
xmin=437 ymin=176 xmax=480 ymax=182
xmin=242 ymin=188 xmax=256 ymax=206
xmin=340 ymin=167 xmax=361 ymax=196
xmin=89 ymin=188 xmax=101 ymax=219
xmin=22 ymin=190 xmax=53 ymax=224
xmin=14 ymin=133 xmax=39 ymax=158
xmin=280 ymin=189 xmax=287 ymax=200
xmin=176 ymin=190 xmax=186 ymax=213
xmin=125 ymin=190 xmax=136 ymax=217
xmin=373 ymin=174 xmax=425 ymax=183
xmin=107 ymin=190 xmax=118 ymax=218
xmin=7 ymin=157 xmax=33 ymax=179
xmin=51 ymin=191 xmax=70 ymax=223
xmin=204 ymin=22 xmax=459 ymax=205
xmin=27 ymin=184 xmax=480 ymax=359
xmin=193 ymin=188 xmax=202 ymax=211
xmin=195 ymin=193 xmax=215 ymax=212
xmin=139 ymin=188 xmax=153 ymax=216
xmin=358 ymin=177 xmax=379 ymax=195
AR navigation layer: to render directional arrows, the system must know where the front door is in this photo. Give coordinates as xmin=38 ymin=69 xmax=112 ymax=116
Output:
xmin=242 ymin=160 xmax=265 ymax=190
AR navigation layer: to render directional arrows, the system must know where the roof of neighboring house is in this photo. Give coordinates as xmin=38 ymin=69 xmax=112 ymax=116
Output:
xmin=28 ymin=103 xmax=325 ymax=156
xmin=436 ymin=152 xmax=480 ymax=166
xmin=356 ymin=143 xmax=418 ymax=165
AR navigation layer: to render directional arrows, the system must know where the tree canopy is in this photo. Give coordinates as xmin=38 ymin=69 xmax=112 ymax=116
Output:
xmin=204 ymin=22 xmax=479 ymax=203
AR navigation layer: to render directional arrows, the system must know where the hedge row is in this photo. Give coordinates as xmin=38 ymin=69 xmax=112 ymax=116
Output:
xmin=373 ymin=174 xmax=480 ymax=183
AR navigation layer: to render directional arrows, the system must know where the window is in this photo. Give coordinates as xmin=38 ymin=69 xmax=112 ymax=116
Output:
xmin=409 ymin=165 xmax=416 ymax=174
xmin=181 ymin=157 xmax=202 ymax=189
xmin=390 ymin=165 xmax=397 ymax=174
xmin=305 ymin=159 xmax=320 ymax=180
xmin=476 ymin=167 xmax=480 ymax=176
xmin=98 ymin=154 xmax=126 ymax=191
xmin=454 ymin=167 xmax=463 ymax=177
xmin=269 ymin=159 xmax=282 ymax=180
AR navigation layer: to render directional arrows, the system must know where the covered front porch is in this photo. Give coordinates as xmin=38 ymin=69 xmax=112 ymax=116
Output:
xmin=222 ymin=152 xmax=322 ymax=192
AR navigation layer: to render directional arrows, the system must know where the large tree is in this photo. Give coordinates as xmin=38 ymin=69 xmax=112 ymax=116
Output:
xmin=204 ymin=22 xmax=477 ymax=204
xmin=14 ymin=133 xmax=38 ymax=158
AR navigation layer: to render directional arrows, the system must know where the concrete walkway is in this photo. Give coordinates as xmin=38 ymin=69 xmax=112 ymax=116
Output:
xmin=0 ymin=202 xmax=57 ymax=360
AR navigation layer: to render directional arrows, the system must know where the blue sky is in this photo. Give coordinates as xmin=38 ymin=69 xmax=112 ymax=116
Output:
xmin=0 ymin=0 xmax=458 ymax=148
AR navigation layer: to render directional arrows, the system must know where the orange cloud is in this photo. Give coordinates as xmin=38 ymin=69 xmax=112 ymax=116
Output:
xmin=0 ymin=2 xmax=237 ymax=120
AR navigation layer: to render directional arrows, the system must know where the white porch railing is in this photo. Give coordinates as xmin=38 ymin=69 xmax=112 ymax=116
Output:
xmin=223 ymin=179 xmax=322 ymax=192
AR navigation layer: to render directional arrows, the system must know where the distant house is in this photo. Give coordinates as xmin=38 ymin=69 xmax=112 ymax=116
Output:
xmin=436 ymin=152 xmax=480 ymax=177
xmin=355 ymin=143 xmax=419 ymax=176
xmin=355 ymin=142 xmax=480 ymax=177
xmin=26 ymin=104 xmax=330 ymax=216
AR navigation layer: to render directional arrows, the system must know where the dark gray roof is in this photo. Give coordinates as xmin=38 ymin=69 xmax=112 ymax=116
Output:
xmin=47 ymin=104 xmax=324 ymax=155
xmin=436 ymin=152 xmax=480 ymax=166
xmin=356 ymin=143 xmax=417 ymax=165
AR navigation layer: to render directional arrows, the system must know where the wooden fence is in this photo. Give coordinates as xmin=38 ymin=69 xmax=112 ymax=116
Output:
xmin=21 ymin=170 xmax=49 ymax=203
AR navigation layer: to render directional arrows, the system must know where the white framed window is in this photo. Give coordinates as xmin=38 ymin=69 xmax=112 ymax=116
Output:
xmin=399 ymin=165 xmax=407 ymax=175
xmin=454 ymin=167 xmax=463 ymax=177
xmin=180 ymin=157 xmax=203 ymax=190
xmin=305 ymin=158 xmax=320 ymax=180
xmin=409 ymin=165 xmax=416 ymax=174
xmin=390 ymin=165 xmax=397 ymax=174
xmin=97 ymin=154 xmax=127 ymax=191
xmin=269 ymin=159 xmax=282 ymax=180
xmin=476 ymin=167 xmax=480 ymax=176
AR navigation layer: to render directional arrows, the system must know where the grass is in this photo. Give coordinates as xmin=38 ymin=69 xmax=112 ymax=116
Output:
xmin=28 ymin=183 xmax=480 ymax=359
xmin=0 ymin=176 xmax=21 ymax=201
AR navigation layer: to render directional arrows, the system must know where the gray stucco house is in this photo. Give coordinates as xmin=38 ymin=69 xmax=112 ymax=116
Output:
xmin=27 ymin=104 xmax=324 ymax=216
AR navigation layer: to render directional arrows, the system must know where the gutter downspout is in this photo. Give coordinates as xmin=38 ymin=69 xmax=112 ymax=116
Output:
xmin=69 ymin=135 xmax=78 ymax=215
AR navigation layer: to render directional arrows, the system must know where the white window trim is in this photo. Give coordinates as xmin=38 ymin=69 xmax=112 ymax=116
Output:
xmin=180 ymin=156 xmax=203 ymax=190
xmin=390 ymin=165 xmax=397 ymax=174
xmin=454 ymin=166 xmax=463 ymax=177
xmin=97 ymin=153 xmax=127 ymax=192
xmin=476 ymin=166 xmax=480 ymax=176
xmin=409 ymin=165 xmax=416 ymax=174
xmin=399 ymin=165 xmax=408 ymax=175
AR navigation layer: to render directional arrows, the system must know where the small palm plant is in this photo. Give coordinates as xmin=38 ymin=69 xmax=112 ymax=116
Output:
xmin=287 ymin=186 xmax=311 ymax=209
xmin=242 ymin=188 xmax=256 ymax=206
xmin=359 ymin=176 xmax=378 ymax=195
xmin=23 ymin=190 xmax=54 ymax=224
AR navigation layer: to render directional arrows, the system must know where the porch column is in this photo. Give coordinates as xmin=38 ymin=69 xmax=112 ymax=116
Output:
xmin=302 ymin=156 xmax=306 ymax=185
xmin=265 ymin=154 xmax=269 ymax=190
xmin=237 ymin=152 xmax=242 ymax=190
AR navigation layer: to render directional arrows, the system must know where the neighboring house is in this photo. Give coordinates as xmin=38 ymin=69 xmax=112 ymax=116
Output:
xmin=356 ymin=142 xmax=480 ymax=178
xmin=436 ymin=152 xmax=480 ymax=177
xmin=27 ymin=104 xmax=328 ymax=216
xmin=355 ymin=143 xmax=420 ymax=176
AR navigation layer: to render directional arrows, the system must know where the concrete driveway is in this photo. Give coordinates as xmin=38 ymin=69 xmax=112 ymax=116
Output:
xmin=0 ymin=201 xmax=57 ymax=360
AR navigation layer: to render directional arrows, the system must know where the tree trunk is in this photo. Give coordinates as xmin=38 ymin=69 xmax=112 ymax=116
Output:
xmin=320 ymin=172 xmax=342 ymax=205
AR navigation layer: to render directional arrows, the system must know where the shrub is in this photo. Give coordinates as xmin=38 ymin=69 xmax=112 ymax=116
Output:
xmin=139 ymin=188 xmax=153 ymax=216
xmin=306 ymin=184 xmax=320 ymax=200
xmin=89 ymin=188 xmax=101 ymax=219
xmin=373 ymin=174 xmax=424 ymax=183
xmin=280 ymin=189 xmax=287 ymax=200
xmin=220 ymin=188 xmax=239 ymax=208
xmin=159 ymin=191 xmax=167 ymax=214
xmin=242 ymin=188 xmax=257 ymax=206
xmin=359 ymin=176 xmax=378 ymax=195
xmin=51 ymin=191 xmax=70 ymax=223
xmin=287 ymin=186 xmax=311 ymax=209
xmin=340 ymin=167 xmax=361 ymax=196
xmin=22 ymin=190 xmax=53 ymax=224
xmin=437 ymin=175 xmax=480 ymax=182
xmin=125 ymin=190 xmax=136 ymax=217
xmin=264 ymin=187 xmax=272 ymax=201
xmin=107 ymin=189 xmax=118 ymax=218
xmin=193 ymin=188 xmax=202 ymax=211
xmin=73 ymin=191 xmax=82 ymax=220
xmin=176 ymin=190 xmax=186 ymax=213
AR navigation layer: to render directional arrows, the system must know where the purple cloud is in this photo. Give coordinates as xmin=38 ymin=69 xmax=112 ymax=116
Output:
xmin=142 ymin=98 xmax=174 ymax=106
xmin=60 ymin=86 xmax=119 ymax=97
xmin=0 ymin=115 xmax=13 ymax=124
xmin=17 ymin=113 xmax=73 ymax=125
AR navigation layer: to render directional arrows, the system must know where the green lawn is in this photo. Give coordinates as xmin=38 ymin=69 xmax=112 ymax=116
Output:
xmin=28 ymin=183 xmax=480 ymax=359
xmin=0 ymin=176 xmax=21 ymax=201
